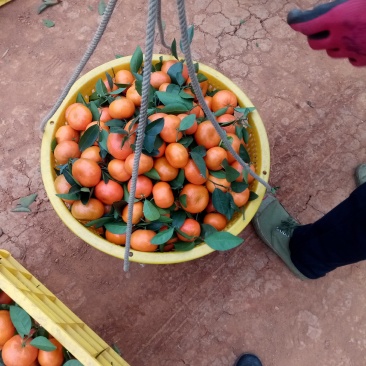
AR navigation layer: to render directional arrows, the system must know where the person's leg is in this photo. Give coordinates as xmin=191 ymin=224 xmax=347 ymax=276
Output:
xmin=253 ymin=164 xmax=366 ymax=280
xmin=234 ymin=353 xmax=263 ymax=366
xmin=290 ymin=181 xmax=366 ymax=279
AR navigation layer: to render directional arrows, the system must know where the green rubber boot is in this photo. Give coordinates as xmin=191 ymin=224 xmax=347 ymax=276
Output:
xmin=355 ymin=164 xmax=366 ymax=186
xmin=252 ymin=195 xmax=308 ymax=280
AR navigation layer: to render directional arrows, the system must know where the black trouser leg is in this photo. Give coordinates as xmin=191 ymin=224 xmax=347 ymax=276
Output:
xmin=289 ymin=183 xmax=366 ymax=279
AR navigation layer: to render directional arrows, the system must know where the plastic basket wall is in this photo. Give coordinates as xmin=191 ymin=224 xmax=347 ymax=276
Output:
xmin=0 ymin=250 xmax=130 ymax=366
xmin=41 ymin=55 xmax=270 ymax=264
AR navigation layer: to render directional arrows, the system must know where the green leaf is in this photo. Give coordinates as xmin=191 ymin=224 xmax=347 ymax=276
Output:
xmin=105 ymin=222 xmax=127 ymax=234
xmin=234 ymin=106 xmax=256 ymax=118
xmin=167 ymin=62 xmax=186 ymax=86
xmin=43 ymin=19 xmax=55 ymax=28
xmin=56 ymin=192 xmax=80 ymax=201
xmin=10 ymin=305 xmax=32 ymax=337
xmin=178 ymin=114 xmax=195 ymax=132
xmin=242 ymin=128 xmax=250 ymax=145
xmin=159 ymin=104 xmax=190 ymax=114
xmin=151 ymin=227 xmax=174 ymax=245
xmin=64 ymin=167 xmax=80 ymax=187
xmin=145 ymin=118 xmax=164 ymax=135
xmin=144 ymin=168 xmax=160 ymax=180
xmin=212 ymin=189 xmax=236 ymax=220
xmin=225 ymin=165 xmax=240 ymax=183
xmin=11 ymin=207 xmax=31 ymax=213
xmin=179 ymin=90 xmax=194 ymax=100
xmin=197 ymin=73 xmax=208 ymax=82
xmin=105 ymin=119 xmax=125 ymax=128
xmin=19 ymin=193 xmax=38 ymax=208
xmin=85 ymin=217 xmax=114 ymax=228
xmin=239 ymin=144 xmax=251 ymax=164
xmin=143 ymin=200 xmax=160 ymax=221
xmin=214 ymin=107 xmax=228 ymax=117
xmin=76 ymin=93 xmax=88 ymax=106
xmin=209 ymin=170 xmax=226 ymax=179
xmin=205 ymin=232 xmax=244 ymax=251
xmin=98 ymin=0 xmax=106 ymax=15
xmin=190 ymin=152 xmax=207 ymax=178
xmin=200 ymin=223 xmax=218 ymax=238
xmin=174 ymin=241 xmax=195 ymax=251
xmin=130 ymin=46 xmax=143 ymax=74
xmin=158 ymin=215 xmax=173 ymax=223
xmin=80 ymin=187 xmax=92 ymax=205
xmin=63 ymin=361 xmax=84 ymax=366
xmin=171 ymin=38 xmax=178 ymax=60
xmin=169 ymin=169 xmax=185 ymax=189
xmin=78 ymin=124 xmax=99 ymax=152
xmin=191 ymin=145 xmax=206 ymax=157
xmin=96 ymin=79 xmax=108 ymax=96
xmin=115 ymin=54 xmax=123 ymax=59
xmin=156 ymin=91 xmax=192 ymax=109
xmin=98 ymin=129 xmax=109 ymax=153
xmin=166 ymin=84 xmax=181 ymax=94
xmin=30 ymin=336 xmax=57 ymax=351
xmin=178 ymin=136 xmax=194 ymax=148
xmin=143 ymin=134 xmax=157 ymax=154
xmin=171 ymin=210 xmax=186 ymax=229
xmin=51 ymin=138 xmax=57 ymax=152
xmin=111 ymin=343 xmax=122 ymax=356
xmin=88 ymin=101 xmax=101 ymax=121
xmin=231 ymin=181 xmax=249 ymax=193
xmin=249 ymin=191 xmax=259 ymax=201
xmin=38 ymin=1 xmax=61 ymax=14
xmin=179 ymin=193 xmax=187 ymax=208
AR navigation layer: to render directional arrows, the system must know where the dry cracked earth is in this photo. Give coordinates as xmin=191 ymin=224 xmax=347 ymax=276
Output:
xmin=1 ymin=0 xmax=366 ymax=365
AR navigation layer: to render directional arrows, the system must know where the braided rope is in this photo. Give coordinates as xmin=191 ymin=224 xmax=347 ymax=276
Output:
xmin=39 ymin=0 xmax=118 ymax=131
xmin=176 ymin=0 xmax=273 ymax=193
xmin=123 ymin=0 xmax=159 ymax=272
xmin=157 ymin=0 xmax=170 ymax=49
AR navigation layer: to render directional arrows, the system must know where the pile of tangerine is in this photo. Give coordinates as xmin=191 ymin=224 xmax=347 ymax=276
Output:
xmin=53 ymin=56 xmax=256 ymax=253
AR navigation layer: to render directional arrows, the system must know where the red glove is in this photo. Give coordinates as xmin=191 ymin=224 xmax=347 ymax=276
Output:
xmin=287 ymin=0 xmax=366 ymax=66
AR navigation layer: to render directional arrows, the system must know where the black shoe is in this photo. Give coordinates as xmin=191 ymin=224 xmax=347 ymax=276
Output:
xmin=234 ymin=353 xmax=263 ymax=366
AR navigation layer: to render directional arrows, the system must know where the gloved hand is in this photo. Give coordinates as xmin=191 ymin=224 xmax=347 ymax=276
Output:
xmin=287 ymin=0 xmax=366 ymax=66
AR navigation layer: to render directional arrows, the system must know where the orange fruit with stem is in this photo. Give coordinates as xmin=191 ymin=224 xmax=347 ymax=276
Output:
xmin=203 ymin=212 xmax=228 ymax=231
xmin=107 ymin=131 xmax=136 ymax=160
xmin=2 ymin=335 xmax=38 ymax=366
xmin=72 ymin=158 xmax=101 ymax=187
xmin=109 ymin=97 xmax=135 ymax=119
xmin=206 ymin=174 xmax=231 ymax=193
xmin=130 ymin=230 xmax=158 ymax=252
xmin=153 ymin=182 xmax=175 ymax=209
xmin=54 ymin=174 xmax=75 ymax=204
xmin=180 ymin=184 xmax=209 ymax=214
xmin=71 ymin=199 xmax=104 ymax=221
xmin=108 ymin=159 xmax=131 ymax=182
xmin=211 ymin=90 xmax=238 ymax=115
xmin=66 ymin=103 xmax=93 ymax=131
xmin=183 ymin=159 xmax=208 ymax=185
xmin=128 ymin=175 xmax=153 ymax=199
xmin=204 ymin=146 xmax=228 ymax=171
xmin=230 ymin=188 xmax=250 ymax=207
xmin=150 ymin=71 xmax=171 ymax=89
xmin=105 ymin=230 xmax=126 ymax=245
xmin=55 ymin=125 xmax=79 ymax=143
xmin=165 ymin=143 xmax=189 ymax=168
xmin=153 ymin=156 xmax=179 ymax=181
xmin=0 ymin=311 xmax=15 ymax=348
xmin=124 ymin=153 xmax=154 ymax=175
xmin=194 ymin=120 xmax=221 ymax=149
xmin=53 ymin=140 xmax=81 ymax=165
xmin=160 ymin=114 xmax=182 ymax=143
xmin=94 ymin=180 xmax=124 ymax=205
xmin=114 ymin=69 xmax=134 ymax=86
xmin=177 ymin=218 xmax=201 ymax=242
xmin=38 ymin=338 xmax=64 ymax=366
xmin=122 ymin=201 xmax=144 ymax=224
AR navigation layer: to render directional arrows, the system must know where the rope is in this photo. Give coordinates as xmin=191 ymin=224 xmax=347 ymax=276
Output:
xmin=157 ymin=0 xmax=170 ymax=49
xmin=176 ymin=0 xmax=274 ymax=193
xmin=39 ymin=0 xmax=118 ymax=131
xmin=123 ymin=0 xmax=159 ymax=272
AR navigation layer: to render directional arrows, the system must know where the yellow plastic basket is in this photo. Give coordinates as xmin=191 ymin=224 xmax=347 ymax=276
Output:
xmin=41 ymin=55 xmax=270 ymax=264
xmin=0 ymin=249 xmax=130 ymax=366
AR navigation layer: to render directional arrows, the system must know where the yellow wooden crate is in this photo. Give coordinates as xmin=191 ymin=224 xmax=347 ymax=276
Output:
xmin=0 ymin=249 xmax=130 ymax=366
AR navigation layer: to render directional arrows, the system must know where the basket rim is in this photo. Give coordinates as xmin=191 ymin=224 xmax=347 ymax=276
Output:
xmin=40 ymin=54 xmax=270 ymax=264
